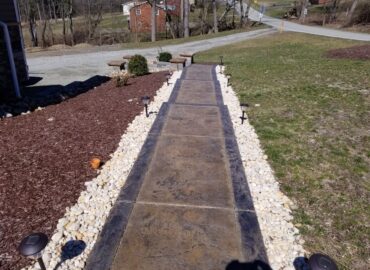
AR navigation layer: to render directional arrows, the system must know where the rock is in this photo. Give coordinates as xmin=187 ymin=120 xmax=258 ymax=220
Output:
xmin=6 ymin=113 xmax=12 ymax=118
xmin=51 ymin=232 xmax=63 ymax=243
xmin=47 ymin=117 xmax=55 ymax=122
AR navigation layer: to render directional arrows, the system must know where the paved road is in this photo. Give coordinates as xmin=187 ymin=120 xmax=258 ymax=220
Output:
xmin=248 ymin=7 xmax=370 ymax=41
xmin=27 ymin=28 xmax=274 ymax=86
xmin=85 ymin=64 xmax=268 ymax=270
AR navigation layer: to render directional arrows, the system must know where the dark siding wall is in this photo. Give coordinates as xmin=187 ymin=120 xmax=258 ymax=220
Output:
xmin=0 ymin=0 xmax=17 ymax=22
xmin=0 ymin=0 xmax=28 ymax=100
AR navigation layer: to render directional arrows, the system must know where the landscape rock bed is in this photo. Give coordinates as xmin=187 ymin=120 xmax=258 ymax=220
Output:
xmin=19 ymin=70 xmax=181 ymax=270
xmin=0 ymin=71 xmax=170 ymax=270
xmin=216 ymin=66 xmax=308 ymax=270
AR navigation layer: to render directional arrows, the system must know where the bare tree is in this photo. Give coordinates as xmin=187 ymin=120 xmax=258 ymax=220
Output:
xmin=212 ymin=0 xmax=218 ymax=33
xmin=346 ymin=0 xmax=359 ymax=26
xmin=299 ymin=0 xmax=309 ymax=22
xmin=28 ymin=1 xmax=39 ymax=47
xmin=68 ymin=0 xmax=75 ymax=45
xmin=184 ymin=0 xmax=189 ymax=37
xmin=239 ymin=0 xmax=244 ymax=27
xmin=328 ymin=0 xmax=341 ymax=23
xmin=245 ymin=0 xmax=251 ymax=22
xmin=85 ymin=0 xmax=103 ymax=41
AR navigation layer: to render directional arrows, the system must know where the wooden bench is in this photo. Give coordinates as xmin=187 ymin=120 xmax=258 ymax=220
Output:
xmin=107 ymin=60 xmax=126 ymax=70
xmin=122 ymin=55 xmax=133 ymax=60
xmin=170 ymin=57 xmax=187 ymax=70
xmin=180 ymin=53 xmax=195 ymax=64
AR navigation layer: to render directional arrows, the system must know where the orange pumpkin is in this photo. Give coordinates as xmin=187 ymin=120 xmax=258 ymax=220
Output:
xmin=90 ymin=158 xmax=101 ymax=170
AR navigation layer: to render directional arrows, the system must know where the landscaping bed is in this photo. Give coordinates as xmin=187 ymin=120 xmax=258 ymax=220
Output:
xmin=0 ymin=72 xmax=166 ymax=269
xmin=326 ymin=44 xmax=370 ymax=60
xmin=195 ymin=33 xmax=370 ymax=269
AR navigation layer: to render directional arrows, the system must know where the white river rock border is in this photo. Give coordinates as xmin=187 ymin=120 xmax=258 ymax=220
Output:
xmin=216 ymin=65 xmax=307 ymax=270
xmin=23 ymin=70 xmax=182 ymax=270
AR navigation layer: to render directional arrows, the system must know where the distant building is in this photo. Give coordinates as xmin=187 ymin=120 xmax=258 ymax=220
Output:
xmin=122 ymin=1 xmax=140 ymax=16
xmin=129 ymin=0 xmax=181 ymax=33
xmin=0 ymin=0 xmax=28 ymax=100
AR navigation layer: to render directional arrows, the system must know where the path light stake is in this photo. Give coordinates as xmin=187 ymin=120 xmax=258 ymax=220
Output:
xmin=308 ymin=253 xmax=338 ymax=270
xmin=141 ymin=96 xmax=150 ymax=117
xmin=219 ymin=55 xmax=224 ymax=66
xmin=18 ymin=233 xmax=48 ymax=270
xmin=226 ymin=74 xmax=231 ymax=86
xmin=166 ymin=74 xmax=171 ymax=86
xmin=240 ymin=103 xmax=249 ymax=124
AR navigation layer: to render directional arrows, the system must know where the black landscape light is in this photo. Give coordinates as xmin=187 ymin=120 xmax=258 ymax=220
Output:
xmin=166 ymin=73 xmax=171 ymax=86
xmin=226 ymin=74 xmax=231 ymax=86
xmin=240 ymin=103 xmax=249 ymax=124
xmin=18 ymin=233 xmax=48 ymax=270
xmin=308 ymin=253 xmax=338 ymax=270
xmin=141 ymin=96 xmax=150 ymax=117
xmin=219 ymin=55 xmax=224 ymax=66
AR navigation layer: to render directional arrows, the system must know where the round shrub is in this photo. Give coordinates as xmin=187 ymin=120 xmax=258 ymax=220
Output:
xmin=158 ymin=52 xmax=172 ymax=62
xmin=128 ymin=55 xmax=149 ymax=76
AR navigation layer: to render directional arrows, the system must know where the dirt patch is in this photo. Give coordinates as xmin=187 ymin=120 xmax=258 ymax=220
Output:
xmin=0 ymin=72 xmax=166 ymax=269
xmin=326 ymin=44 xmax=370 ymax=60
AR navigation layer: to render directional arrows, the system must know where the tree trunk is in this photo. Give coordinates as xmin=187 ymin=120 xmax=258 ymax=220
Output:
xmin=39 ymin=1 xmax=48 ymax=47
xmin=299 ymin=0 xmax=309 ymax=22
xmin=62 ymin=2 xmax=67 ymax=44
xmin=151 ymin=0 xmax=157 ymax=42
xmin=329 ymin=0 xmax=340 ymax=23
xmin=239 ymin=0 xmax=244 ymax=27
xmin=29 ymin=18 xmax=38 ymax=47
xmin=212 ymin=0 xmax=218 ymax=33
xmin=68 ymin=0 xmax=75 ymax=46
xmin=245 ymin=0 xmax=251 ymax=22
xmin=346 ymin=0 xmax=358 ymax=26
xmin=184 ymin=0 xmax=189 ymax=37
xmin=232 ymin=0 xmax=236 ymax=28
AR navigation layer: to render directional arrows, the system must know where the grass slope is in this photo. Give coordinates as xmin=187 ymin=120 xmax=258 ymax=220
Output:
xmin=195 ymin=32 xmax=370 ymax=269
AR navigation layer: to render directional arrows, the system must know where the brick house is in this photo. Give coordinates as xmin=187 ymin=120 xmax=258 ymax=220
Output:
xmin=0 ymin=0 xmax=28 ymax=100
xmin=129 ymin=0 xmax=181 ymax=33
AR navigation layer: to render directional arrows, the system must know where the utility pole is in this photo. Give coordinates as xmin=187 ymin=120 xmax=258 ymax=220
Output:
xmin=151 ymin=0 xmax=157 ymax=41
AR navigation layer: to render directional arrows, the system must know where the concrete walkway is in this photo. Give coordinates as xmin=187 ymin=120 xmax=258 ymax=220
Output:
xmin=85 ymin=65 xmax=268 ymax=270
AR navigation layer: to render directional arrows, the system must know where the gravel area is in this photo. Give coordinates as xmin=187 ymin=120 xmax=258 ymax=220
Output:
xmin=0 ymin=71 xmax=168 ymax=270
xmin=19 ymin=71 xmax=181 ymax=270
xmin=216 ymin=66 xmax=308 ymax=270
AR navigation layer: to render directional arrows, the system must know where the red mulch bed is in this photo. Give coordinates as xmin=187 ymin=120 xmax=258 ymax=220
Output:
xmin=326 ymin=44 xmax=370 ymax=60
xmin=0 ymin=72 xmax=166 ymax=269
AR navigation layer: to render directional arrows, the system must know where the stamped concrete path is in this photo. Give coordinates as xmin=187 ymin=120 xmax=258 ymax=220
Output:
xmin=85 ymin=64 xmax=268 ymax=270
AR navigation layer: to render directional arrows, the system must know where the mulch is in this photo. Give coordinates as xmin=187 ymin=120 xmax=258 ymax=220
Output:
xmin=326 ymin=44 xmax=370 ymax=60
xmin=0 ymin=72 xmax=166 ymax=269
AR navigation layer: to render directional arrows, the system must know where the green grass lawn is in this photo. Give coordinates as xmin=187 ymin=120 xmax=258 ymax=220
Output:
xmin=195 ymin=33 xmax=370 ymax=269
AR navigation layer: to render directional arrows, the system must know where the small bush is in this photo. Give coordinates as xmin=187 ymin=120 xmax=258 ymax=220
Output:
xmin=128 ymin=55 xmax=149 ymax=76
xmin=111 ymin=71 xmax=132 ymax=87
xmin=158 ymin=52 xmax=172 ymax=62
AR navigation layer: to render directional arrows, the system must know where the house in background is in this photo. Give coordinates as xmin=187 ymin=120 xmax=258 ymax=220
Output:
xmin=129 ymin=0 xmax=181 ymax=33
xmin=0 ymin=0 xmax=28 ymax=100
xmin=122 ymin=1 xmax=140 ymax=16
